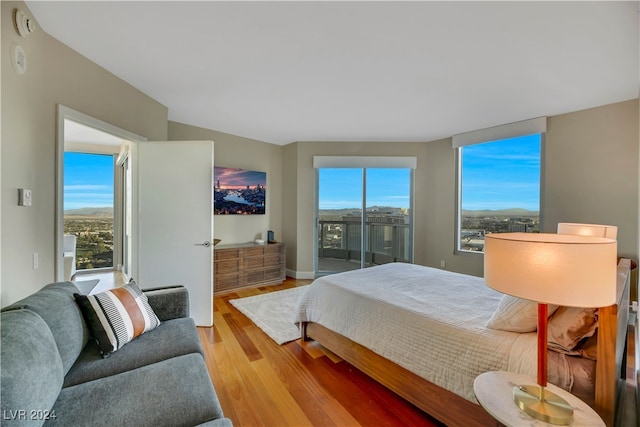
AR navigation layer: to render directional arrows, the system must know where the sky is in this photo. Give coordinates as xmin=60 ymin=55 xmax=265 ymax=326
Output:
xmin=318 ymin=168 xmax=411 ymax=210
xmin=65 ymin=134 xmax=540 ymax=212
xmin=64 ymin=152 xmax=114 ymax=210
xmin=214 ymin=167 xmax=266 ymax=189
xmin=318 ymin=133 xmax=540 ymax=211
xmin=461 ymin=133 xmax=541 ymax=211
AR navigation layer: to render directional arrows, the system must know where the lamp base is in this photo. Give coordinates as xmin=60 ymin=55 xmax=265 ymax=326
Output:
xmin=513 ymin=385 xmax=574 ymax=425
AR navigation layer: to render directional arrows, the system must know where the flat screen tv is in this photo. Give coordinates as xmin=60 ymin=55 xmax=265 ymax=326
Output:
xmin=214 ymin=166 xmax=266 ymax=215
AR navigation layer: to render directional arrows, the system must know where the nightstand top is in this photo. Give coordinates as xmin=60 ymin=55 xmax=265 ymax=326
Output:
xmin=473 ymin=371 xmax=604 ymax=427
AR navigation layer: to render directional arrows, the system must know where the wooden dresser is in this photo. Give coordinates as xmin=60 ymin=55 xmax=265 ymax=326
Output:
xmin=214 ymin=242 xmax=286 ymax=292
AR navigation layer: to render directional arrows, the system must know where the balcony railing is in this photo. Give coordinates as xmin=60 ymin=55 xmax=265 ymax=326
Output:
xmin=318 ymin=220 xmax=411 ymax=271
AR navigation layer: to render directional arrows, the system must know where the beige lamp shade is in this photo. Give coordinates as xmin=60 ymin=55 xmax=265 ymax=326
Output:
xmin=484 ymin=233 xmax=617 ymax=307
xmin=557 ymin=222 xmax=617 ymax=240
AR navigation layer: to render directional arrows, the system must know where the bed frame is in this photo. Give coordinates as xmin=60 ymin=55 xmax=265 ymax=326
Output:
xmin=302 ymin=258 xmax=632 ymax=427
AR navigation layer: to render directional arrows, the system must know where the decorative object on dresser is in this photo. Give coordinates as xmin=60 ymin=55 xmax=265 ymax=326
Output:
xmin=484 ymin=232 xmax=616 ymax=425
xmin=214 ymin=242 xmax=286 ymax=292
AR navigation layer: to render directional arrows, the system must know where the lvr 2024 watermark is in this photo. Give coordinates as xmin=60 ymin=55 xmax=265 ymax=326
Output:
xmin=3 ymin=409 xmax=57 ymax=421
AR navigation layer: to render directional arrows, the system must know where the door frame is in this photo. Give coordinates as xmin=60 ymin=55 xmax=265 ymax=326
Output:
xmin=55 ymin=105 xmax=146 ymax=281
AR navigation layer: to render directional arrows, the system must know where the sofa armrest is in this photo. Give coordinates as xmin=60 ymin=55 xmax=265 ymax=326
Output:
xmin=143 ymin=286 xmax=190 ymax=321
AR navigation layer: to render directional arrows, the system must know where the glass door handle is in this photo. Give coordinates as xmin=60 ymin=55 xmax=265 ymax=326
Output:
xmin=195 ymin=241 xmax=211 ymax=247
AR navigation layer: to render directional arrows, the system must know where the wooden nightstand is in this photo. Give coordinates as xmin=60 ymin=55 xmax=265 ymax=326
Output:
xmin=473 ymin=371 xmax=604 ymax=427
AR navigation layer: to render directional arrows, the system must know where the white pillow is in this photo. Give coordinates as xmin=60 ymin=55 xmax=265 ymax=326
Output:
xmin=486 ymin=295 xmax=558 ymax=333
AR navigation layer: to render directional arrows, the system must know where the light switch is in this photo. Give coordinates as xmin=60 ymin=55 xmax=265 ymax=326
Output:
xmin=18 ymin=188 xmax=32 ymax=206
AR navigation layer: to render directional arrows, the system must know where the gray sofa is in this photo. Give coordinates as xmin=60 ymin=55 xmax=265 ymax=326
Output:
xmin=1 ymin=282 xmax=233 ymax=427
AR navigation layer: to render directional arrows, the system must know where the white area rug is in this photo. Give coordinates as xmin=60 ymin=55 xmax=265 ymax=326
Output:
xmin=229 ymin=286 xmax=309 ymax=345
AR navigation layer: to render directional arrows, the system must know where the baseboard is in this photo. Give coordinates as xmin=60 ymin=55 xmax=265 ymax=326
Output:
xmin=286 ymin=269 xmax=315 ymax=280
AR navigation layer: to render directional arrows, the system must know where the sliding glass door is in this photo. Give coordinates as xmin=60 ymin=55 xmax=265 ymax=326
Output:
xmin=316 ymin=167 xmax=413 ymax=274
xmin=365 ymin=168 xmax=412 ymax=268
xmin=317 ymin=168 xmax=363 ymax=273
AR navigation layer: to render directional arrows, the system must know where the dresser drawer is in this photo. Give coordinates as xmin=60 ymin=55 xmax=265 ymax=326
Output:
xmin=243 ymin=247 xmax=264 ymax=257
xmin=215 ymin=273 xmax=242 ymax=291
xmin=264 ymin=244 xmax=282 ymax=254
xmin=213 ymin=243 xmax=285 ymax=292
xmin=264 ymin=267 xmax=285 ymax=281
xmin=264 ymin=254 xmax=281 ymax=266
xmin=216 ymin=259 xmax=240 ymax=274
xmin=215 ymin=248 xmax=240 ymax=261
xmin=244 ymin=256 xmax=264 ymax=269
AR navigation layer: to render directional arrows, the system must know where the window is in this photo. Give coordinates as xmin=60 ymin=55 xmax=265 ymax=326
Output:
xmin=64 ymin=152 xmax=115 ymax=270
xmin=457 ymin=133 xmax=542 ymax=252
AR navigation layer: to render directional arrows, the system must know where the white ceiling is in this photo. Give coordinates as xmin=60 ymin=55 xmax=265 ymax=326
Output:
xmin=26 ymin=1 xmax=639 ymax=146
xmin=64 ymin=119 xmax=124 ymax=147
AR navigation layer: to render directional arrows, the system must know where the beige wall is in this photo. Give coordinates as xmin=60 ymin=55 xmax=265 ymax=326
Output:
xmin=168 ymin=121 xmax=283 ymax=247
xmin=544 ymin=99 xmax=639 ymax=260
xmin=422 ymin=137 xmax=485 ymax=275
xmin=1 ymin=1 xmax=168 ymax=306
xmin=282 ymin=143 xmax=299 ymax=272
xmin=283 ymin=99 xmax=639 ymax=278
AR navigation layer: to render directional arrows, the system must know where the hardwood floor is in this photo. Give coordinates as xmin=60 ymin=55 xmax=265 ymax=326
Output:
xmin=199 ymin=278 xmax=443 ymax=427
xmin=82 ymin=271 xmax=637 ymax=425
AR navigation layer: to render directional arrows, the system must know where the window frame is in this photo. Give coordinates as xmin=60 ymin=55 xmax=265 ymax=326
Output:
xmin=313 ymin=156 xmax=417 ymax=276
xmin=454 ymin=127 xmax=545 ymax=255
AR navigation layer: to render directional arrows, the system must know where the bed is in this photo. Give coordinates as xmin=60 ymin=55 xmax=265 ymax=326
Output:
xmin=295 ymin=259 xmax=631 ymax=427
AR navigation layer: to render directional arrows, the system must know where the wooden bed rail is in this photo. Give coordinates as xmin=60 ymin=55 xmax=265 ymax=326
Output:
xmin=303 ymin=258 xmax=633 ymax=427
xmin=302 ymin=321 xmax=496 ymax=426
xmin=595 ymin=258 xmax=631 ymax=426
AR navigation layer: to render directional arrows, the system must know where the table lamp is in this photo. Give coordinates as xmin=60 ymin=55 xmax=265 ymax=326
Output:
xmin=484 ymin=233 xmax=617 ymax=425
xmin=557 ymin=222 xmax=617 ymax=239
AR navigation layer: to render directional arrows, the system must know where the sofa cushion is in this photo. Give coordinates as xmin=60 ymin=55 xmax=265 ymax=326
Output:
xmin=63 ymin=317 xmax=204 ymax=387
xmin=2 ymin=282 xmax=89 ymax=375
xmin=144 ymin=286 xmax=190 ymax=321
xmin=51 ymin=354 xmax=228 ymax=427
xmin=1 ymin=310 xmax=64 ymax=426
xmin=74 ymin=281 xmax=160 ymax=356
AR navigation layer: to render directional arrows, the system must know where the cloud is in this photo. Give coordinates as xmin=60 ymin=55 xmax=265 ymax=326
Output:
xmin=64 ymin=185 xmax=112 ymax=191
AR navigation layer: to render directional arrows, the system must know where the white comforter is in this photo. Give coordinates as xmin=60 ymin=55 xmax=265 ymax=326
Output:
xmin=294 ymin=262 xmax=538 ymax=403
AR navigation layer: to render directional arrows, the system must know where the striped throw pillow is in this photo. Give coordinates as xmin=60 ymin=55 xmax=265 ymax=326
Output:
xmin=75 ymin=280 xmax=160 ymax=356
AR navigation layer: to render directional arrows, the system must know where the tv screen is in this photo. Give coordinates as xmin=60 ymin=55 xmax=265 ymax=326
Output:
xmin=214 ymin=167 xmax=266 ymax=215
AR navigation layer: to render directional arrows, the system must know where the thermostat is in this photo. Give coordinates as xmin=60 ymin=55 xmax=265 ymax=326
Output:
xmin=18 ymin=188 xmax=32 ymax=206
xmin=10 ymin=43 xmax=26 ymax=75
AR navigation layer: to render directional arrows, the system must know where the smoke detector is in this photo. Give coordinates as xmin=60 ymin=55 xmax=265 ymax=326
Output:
xmin=13 ymin=9 xmax=35 ymax=38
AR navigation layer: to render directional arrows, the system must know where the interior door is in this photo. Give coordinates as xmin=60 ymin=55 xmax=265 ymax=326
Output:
xmin=133 ymin=140 xmax=214 ymax=326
